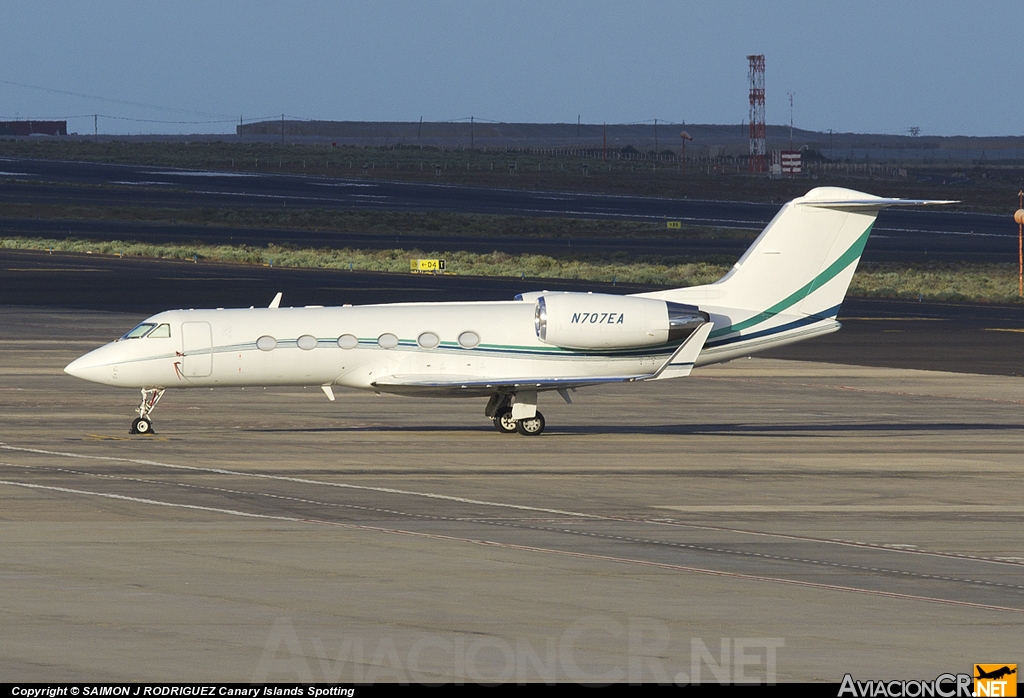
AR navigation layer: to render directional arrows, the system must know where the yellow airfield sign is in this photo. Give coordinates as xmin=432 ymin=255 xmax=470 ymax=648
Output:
xmin=410 ymin=259 xmax=446 ymax=273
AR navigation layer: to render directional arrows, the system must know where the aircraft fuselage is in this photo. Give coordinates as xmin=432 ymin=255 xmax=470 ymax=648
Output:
xmin=65 ymin=301 xmax=684 ymax=397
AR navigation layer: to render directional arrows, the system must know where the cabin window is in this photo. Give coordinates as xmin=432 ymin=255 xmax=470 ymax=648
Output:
xmin=457 ymin=331 xmax=480 ymax=348
xmin=417 ymin=332 xmax=440 ymax=349
xmin=120 ymin=323 xmax=156 ymax=340
xmin=256 ymin=335 xmax=277 ymax=351
xmin=337 ymin=334 xmax=358 ymax=349
xmin=147 ymin=324 xmax=171 ymax=339
xmin=297 ymin=334 xmax=318 ymax=350
xmin=377 ymin=333 xmax=399 ymax=349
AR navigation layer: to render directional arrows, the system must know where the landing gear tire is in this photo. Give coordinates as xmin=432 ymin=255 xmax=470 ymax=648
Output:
xmin=130 ymin=417 xmax=154 ymax=435
xmin=493 ymin=408 xmax=518 ymax=434
xmin=516 ymin=411 xmax=545 ymax=436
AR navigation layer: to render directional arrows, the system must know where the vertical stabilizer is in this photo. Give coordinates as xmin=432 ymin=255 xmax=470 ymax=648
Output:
xmin=693 ymin=187 xmax=881 ymax=318
xmin=637 ymin=187 xmax=955 ymax=359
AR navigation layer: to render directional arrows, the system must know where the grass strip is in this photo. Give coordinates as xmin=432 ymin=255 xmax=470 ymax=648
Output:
xmin=3 ymin=236 xmax=1022 ymax=304
xmin=0 ymin=236 xmax=729 ymax=287
xmin=850 ymin=263 xmax=1024 ymax=303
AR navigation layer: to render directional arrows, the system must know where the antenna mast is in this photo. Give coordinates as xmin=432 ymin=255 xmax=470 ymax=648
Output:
xmin=747 ymin=55 xmax=766 ymax=173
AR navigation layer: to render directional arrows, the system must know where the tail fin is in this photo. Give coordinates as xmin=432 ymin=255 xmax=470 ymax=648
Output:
xmin=638 ymin=187 xmax=955 ymax=358
xmin=648 ymin=187 xmax=953 ymax=318
xmin=713 ymin=187 xmax=881 ymax=318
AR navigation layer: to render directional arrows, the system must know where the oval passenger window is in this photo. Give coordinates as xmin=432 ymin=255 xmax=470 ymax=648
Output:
xmin=377 ymin=333 xmax=399 ymax=349
xmin=417 ymin=332 xmax=440 ymax=349
xmin=297 ymin=334 xmax=318 ymax=350
xmin=337 ymin=334 xmax=358 ymax=349
xmin=256 ymin=335 xmax=277 ymax=352
xmin=457 ymin=331 xmax=480 ymax=348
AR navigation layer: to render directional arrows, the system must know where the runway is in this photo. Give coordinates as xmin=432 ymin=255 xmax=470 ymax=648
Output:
xmin=2 ymin=156 xmax=1019 ymax=263
xmin=1 ymin=306 xmax=1022 ymax=682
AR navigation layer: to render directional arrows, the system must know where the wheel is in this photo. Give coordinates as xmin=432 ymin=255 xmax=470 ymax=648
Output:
xmin=130 ymin=417 xmax=154 ymax=435
xmin=493 ymin=407 xmax=518 ymax=434
xmin=515 ymin=411 xmax=545 ymax=436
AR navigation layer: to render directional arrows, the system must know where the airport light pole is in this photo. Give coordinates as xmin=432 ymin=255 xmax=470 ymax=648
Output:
xmin=679 ymin=131 xmax=693 ymax=174
xmin=1015 ymin=191 xmax=1024 ymax=297
xmin=789 ymin=92 xmax=795 ymax=150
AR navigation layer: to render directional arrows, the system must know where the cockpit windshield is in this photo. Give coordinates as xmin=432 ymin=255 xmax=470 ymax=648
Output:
xmin=120 ymin=323 xmax=156 ymax=340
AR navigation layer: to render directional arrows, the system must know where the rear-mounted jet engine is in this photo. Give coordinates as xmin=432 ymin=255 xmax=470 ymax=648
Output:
xmin=533 ymin=293 xmax=709 ymax=350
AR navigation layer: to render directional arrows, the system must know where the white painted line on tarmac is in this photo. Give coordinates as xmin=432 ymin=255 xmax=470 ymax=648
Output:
xmin=0 ymin=443 xmax=601 ymax=519
xmin=875 ymin=227 xmax=1015 ymax=238
xmin=1 ymin=475 xmax=1021 ymax=616
xmin=144 ymin=171 xmax=259 ymax=178
xmin=3 ymin=442 xmax=1021 ymax=569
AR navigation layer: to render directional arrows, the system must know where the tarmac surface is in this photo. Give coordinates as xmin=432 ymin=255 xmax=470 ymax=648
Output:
xmin=2 ymin=156 xmax=1019 ymax=263
xmin=1 ymin=298 xmax=1023 ymax=682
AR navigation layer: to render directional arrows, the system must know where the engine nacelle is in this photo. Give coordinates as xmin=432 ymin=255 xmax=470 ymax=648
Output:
xmin=534 ymin=293 xmax=708 ymax=350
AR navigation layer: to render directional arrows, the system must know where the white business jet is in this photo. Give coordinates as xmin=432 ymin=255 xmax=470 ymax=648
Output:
xmin=65 ymin=187 xmax=952 ymax=436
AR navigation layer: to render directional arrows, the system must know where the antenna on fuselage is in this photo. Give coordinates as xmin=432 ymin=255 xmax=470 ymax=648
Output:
xmin=268 ymin=292 xmax=283 ymax=309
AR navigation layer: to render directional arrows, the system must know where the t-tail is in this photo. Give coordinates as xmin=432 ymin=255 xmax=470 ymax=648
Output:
xmin=639 ymin=187 xmax=955 ymax=364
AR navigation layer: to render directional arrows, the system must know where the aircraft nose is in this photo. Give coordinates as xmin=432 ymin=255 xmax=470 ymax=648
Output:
xmin=64 ymin=348 xmax=112 ymax=384
xmin=64 ymin=354 xmax=92 ymax=379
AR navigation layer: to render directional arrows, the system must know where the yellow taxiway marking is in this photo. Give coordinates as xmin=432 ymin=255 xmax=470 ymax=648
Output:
xmin=83 ymin=434 xmax=169 ymax=442
xmin=984 ymin=328 xmax=1024 ymax=333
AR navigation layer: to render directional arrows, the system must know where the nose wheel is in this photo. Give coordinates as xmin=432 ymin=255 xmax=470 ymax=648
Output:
xmin=130 ymin=388 xmax=164 ymax=435
xmin=130 ymin=416 xmax=154 ymax=434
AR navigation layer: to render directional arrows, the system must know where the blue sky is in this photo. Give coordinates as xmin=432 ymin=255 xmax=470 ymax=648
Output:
xmin=0 ymin=1 xmax=1018 ymax=137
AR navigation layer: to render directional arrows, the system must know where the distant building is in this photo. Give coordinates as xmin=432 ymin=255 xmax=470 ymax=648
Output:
xmin=0 ymin=120 xmax=67 ymax=136
xmin=235 ymin=119 xmax=1024 ymax=164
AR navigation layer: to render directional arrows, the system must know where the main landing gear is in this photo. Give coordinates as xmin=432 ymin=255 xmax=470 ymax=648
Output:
xmin=130 ymin=388 xmax=165 ymax=435
xmin=485 ymin=393 xmax=546 ymax=436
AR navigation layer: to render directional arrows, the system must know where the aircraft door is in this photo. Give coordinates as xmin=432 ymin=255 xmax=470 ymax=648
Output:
xmin=181 ymin=321 xmax=213 ymax=377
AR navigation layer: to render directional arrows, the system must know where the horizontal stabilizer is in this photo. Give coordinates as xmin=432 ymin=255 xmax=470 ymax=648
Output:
xmin=802 ymin=197 xmax=958 ymax=211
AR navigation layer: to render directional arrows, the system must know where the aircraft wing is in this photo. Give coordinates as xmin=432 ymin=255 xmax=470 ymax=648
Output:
xmin=371 ymin=373 xmax=653 ymax=397
xmin=371 ymin=323 xmax=712 ymax=397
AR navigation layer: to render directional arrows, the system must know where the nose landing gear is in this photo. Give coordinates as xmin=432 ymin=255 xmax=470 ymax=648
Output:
xmin=130 ymin=388 xmax=165 ymax=435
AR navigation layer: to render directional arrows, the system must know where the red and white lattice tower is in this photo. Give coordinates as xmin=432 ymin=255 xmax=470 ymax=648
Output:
xmin=747 ymin=54 xmax=766 ymax=173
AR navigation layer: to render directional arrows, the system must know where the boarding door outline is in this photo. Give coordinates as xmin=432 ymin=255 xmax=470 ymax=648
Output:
xmin=181 ymin=322 xmax=213 ymax=378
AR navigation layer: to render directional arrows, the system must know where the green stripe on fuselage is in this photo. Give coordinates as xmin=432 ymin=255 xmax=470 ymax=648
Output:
xmin=708 ymin=223 xmax=872 ymax=340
